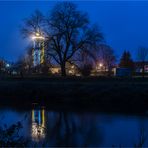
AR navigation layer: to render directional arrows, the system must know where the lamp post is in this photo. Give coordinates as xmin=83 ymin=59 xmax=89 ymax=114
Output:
xmin=31 ymin=32 xmax=45 ymax=67
xmin=99 ymin=63 xmax=103 ymax=67
xmin=96 ymin=62 xmax=103 ymax=72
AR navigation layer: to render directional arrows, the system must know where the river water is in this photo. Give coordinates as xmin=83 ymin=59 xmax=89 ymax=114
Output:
xmin=0 ymin=107 xmax=148 ymax=147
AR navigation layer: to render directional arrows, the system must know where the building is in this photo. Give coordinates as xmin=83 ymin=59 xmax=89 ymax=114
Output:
xmin=50 ymin=62 xmax=80 ymax=76
xmin=50 ymin=66 xmax=61 ymax=74
xmin=134 ymin=61 xmax=148 ymax=73
xmin=115 ymin=68 xmax=132 ymax=77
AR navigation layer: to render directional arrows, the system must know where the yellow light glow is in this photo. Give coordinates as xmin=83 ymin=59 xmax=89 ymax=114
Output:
xmin=31 ymin=109 xmax=46 ymax=142
xmin=51 ymin=68 xmax=60 ymax=74
xmin=41 ymin=42 xmax=44 ymax=64
xmin=32 ymin=110 xmax=35 ymax=122
xmin=36 ymin=32 xmax=40 ymax=36
xmin=32 ymin=36 xmax=45 ymax=40
xmin=99 ymin=63 xmax=103 ymax=67
xmin=42 ymin=109 xmax=45 ymax=127
xmin=32 ymin=123 xmax=45 ymax=141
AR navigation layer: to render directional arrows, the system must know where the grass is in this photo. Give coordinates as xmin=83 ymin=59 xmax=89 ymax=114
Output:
xmin=0 ymin=76 xmax=148 ymax=114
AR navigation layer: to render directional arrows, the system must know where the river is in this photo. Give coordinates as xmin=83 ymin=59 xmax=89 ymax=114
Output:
xmin=0 ymin=107 xmax=148 ymax=147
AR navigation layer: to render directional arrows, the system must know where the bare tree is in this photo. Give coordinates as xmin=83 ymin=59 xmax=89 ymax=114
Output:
xmin=137 ymin=47 xmax=148 ymax=77
xmin=0 ymin=60 xmax=5 ymax=74
xmin=95 ymin=44 xmax=116 ymax=76
xmin=45 ymin=2 xmax=103 ymax=76
xmin=21 ymin=10 xmax=44 ymax=38
xmin=21 ymin=2 xmax=103 ymax=76
xmin=74 ymin=49 xmax=94 ymax=76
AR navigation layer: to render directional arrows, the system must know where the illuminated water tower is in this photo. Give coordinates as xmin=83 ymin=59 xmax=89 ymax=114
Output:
xmin=32 ymin=31 xmax=45 ymax=67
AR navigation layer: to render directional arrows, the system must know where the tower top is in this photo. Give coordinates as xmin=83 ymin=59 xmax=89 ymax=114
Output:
xmin=32 ymin=32 xmax=45 ymax=40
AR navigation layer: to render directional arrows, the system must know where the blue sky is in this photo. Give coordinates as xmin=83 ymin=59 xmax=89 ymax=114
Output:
xmin=1 ymin=1 xmax=148 ymax=62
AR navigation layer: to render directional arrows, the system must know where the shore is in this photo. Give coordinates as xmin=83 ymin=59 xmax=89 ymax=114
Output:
xmin=0 ymin=76 xmax=148 ymax=114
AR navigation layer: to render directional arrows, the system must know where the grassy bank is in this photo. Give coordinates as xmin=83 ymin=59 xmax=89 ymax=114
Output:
xmin=0 ymin=76 xmax=148 ymax=114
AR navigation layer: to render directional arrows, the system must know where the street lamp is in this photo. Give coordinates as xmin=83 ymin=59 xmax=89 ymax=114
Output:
xmin=99 ymin=63 xmax=103 ymax=67
xmin=96 ymin=62 xmax=103 ymax=72
xmin=6 ymin=63 xmax=10 ymax=68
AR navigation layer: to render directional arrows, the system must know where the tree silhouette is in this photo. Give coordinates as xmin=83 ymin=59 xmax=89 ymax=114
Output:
xmin=119 ymin=51 xmax=134 ymax=69
xmin=94 ymin=44 xmax=116 ymax=76
xmin=21 ymin=2 xmax=104 ymax=76
xmin=45 ymin=2 xmax=103 ymax=76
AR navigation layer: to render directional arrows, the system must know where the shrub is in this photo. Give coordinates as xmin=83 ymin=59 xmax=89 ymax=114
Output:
xmin=0 ymin=122 xmax=28 ymax=147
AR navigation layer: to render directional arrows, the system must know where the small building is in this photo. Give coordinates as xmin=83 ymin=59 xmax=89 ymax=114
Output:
xmin=66 ymin=62 xmax=80 ymax=76
xmin=50 ymin=66 xmax=61 ymax=74
xmin=134 ymin=61 xmax=148 ymax=73
xmin=115 ymin=68 xmax=132 ymax=77
xmin=50 ymin=63 xmax=80 ymax=76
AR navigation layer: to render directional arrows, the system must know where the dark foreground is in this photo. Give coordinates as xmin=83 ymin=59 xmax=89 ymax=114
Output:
xmin=0 ymin=76 xmax=148 ymax=114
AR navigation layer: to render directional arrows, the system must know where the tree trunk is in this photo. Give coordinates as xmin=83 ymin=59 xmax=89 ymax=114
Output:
xmin=61 ymin=63 xmax=66 ymax=77
xmin=142 ymin=62 xmax=145 ymax=78
xmin=106 ymin=63 xmax=110 ymax=77
xmin=108 ymin=68 xmax=111 ymax=77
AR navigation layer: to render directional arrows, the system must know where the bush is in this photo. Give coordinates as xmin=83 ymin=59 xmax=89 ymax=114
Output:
xmin=0 ymin=122 xmax=28 ymax=147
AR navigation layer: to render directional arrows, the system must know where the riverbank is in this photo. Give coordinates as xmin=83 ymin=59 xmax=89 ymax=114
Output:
xmin=0 ymin=76 xmax=148 ymax=114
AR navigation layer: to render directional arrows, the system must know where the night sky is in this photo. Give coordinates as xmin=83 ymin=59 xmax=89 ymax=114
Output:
xmin=1 ymin=1 xmax=148 ymax=62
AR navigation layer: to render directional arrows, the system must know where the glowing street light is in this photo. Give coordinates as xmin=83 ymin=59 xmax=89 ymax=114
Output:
xmin=99 ymin=63 xmax=103 ymax=67
xmin=96 ymin=62 xmax=103 ymax=72
xmin=6 ymin=63 xmax=10 ymax=68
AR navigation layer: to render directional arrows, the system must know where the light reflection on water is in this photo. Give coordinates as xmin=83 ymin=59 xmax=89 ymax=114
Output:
xmin=0 ymin=108 xmax=148 ymax=147
xmin=31 ymin=108 xmax=45 ymax=142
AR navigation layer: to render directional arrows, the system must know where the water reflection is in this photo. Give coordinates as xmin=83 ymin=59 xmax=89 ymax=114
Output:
xmin=31 ymin=108 xmax=45 ymax=142
xmin=0 ymin=108 xmax=148 ymax=146
xmin=43 ymin=112 xmax=103 ymax=146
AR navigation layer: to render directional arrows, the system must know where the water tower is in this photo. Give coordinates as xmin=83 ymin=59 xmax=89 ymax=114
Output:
xmin=32 ymin=31 xmax=45 ymax=67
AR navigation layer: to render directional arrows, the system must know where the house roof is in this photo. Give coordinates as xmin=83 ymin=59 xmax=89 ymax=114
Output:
xmin=134 ymin=61 xmax=148 ymax=67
